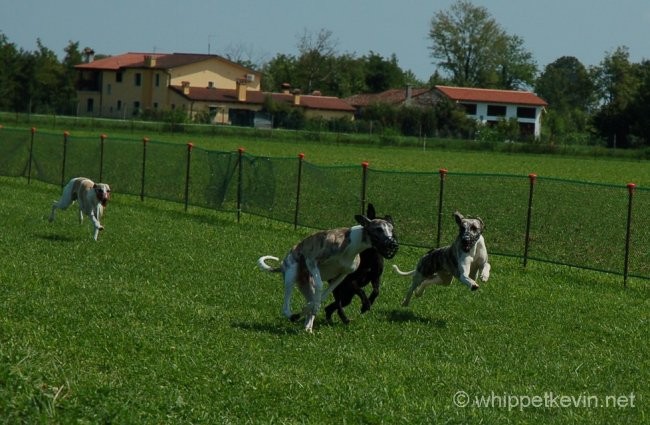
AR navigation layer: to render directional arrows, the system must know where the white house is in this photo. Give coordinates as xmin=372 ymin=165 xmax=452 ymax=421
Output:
xmin=434 ymin=85 xmax=548 ymax=139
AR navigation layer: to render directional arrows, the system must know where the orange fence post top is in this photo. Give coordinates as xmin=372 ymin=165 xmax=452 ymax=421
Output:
xmin=627 ymin=183 xmax=636 ymax=194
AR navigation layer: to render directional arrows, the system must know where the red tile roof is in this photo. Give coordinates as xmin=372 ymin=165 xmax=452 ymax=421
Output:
xmin=75 ymin=52 xmax=258 ymax=75
xmin=345 ymin=88 xmax=430 ymax=107
xmin=170 ymin=86 xmax=356 ymax=112
xmin=435 ymin=85 xmax=547 ymax=107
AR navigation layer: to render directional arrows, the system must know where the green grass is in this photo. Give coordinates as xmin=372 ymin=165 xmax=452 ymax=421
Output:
xmin=0 ymin=176 xmax=647 ymax=424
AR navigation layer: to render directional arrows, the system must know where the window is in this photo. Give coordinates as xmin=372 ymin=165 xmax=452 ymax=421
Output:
xmin=487 ymin=104 xmax=507 ymax=116
xmin=116 ymin=71 xmax=123 ymax=82
xmin=153 ymin=102 xmax=158 ymax=109
xmin=460 ymin=103 xmax=477 ymax=115
xmin=133 ymin=101 xmax=140 ymax=115
xmin=86 ymin=98 xmax=94 ymax=113
xmin=517 ymin=107 xmax=536 ymax=119
xmin=155 ymin=73 xmax=160 ymax=87
xmin=106 ymin=84 xmax=111 ymax=95
xmin=208 ymin=81 xmax=214 ymax=88
xmin=135 ymin=73 xmax=142 ymax=86
xmin=116 ymin=100 xmax=122 ymax=111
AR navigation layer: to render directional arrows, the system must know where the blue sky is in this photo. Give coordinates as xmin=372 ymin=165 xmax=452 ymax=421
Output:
xmin=2 ymin=0 xmax=649 ymax=81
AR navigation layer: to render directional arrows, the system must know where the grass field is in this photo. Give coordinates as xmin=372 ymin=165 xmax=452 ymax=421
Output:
xmin=0 ymin=176 xmax=647 ymax=424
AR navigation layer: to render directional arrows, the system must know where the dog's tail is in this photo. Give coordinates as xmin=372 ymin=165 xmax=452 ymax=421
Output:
xmin=392 ymin=264 xmax=416 ymax=276
xmin=257 ymin=255 xmax=282 ymax=273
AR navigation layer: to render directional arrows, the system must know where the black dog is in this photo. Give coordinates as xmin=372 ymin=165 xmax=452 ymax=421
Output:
xmin=324 ymin=204 xmax=388 ymax=324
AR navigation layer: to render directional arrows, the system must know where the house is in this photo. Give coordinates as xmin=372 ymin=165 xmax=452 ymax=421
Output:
xmin=434 ymin=85 xmax=548 ymax=138
xmin=75 ymin=52 xmax=354 ymax=124
xmin=345 ymin=85 xmax=548 ymax=138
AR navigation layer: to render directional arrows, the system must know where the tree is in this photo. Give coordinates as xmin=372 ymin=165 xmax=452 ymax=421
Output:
xmin=58 ymin=41 xmax=84 ymax=114
xmin=261 ymin=53 xmax=297 ymax=93
xmin=497 ymin=35 xmax=538 ymax=90
xmin=592 ymin=47 xmax=641 ymax=147
xmin=0 ymin=32 xmax=20 ymax=111
xmin=535 ymin=56 xmax=595 ymax=141
xmin=295 ymin=28 xmax=338 ymax=93
xmin=428 ymin=0 xmax=536 ymax=89
xmin=363 ymin=52 xmax=405 ymax=93
xmin=536 ymin=56 xmax=595 ymax=112
xmin=626 ymin=61 xmax=650 ymax=145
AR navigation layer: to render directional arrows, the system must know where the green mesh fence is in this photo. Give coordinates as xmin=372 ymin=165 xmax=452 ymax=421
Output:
xmin=528 ymin=178 xmax=629 ymax=275
xmin=237 ymin=154 xmax=299 ymax=224
xmin=441 ymin=172 xmax=531 ymax=258
xmin=0 ymin=128 xmax=34 ymax=177
xmin=1 ymin=127 xmax=648 ymax=282
xmin=627 ymin=186 xmax=649 ymax=279
xmin=298 ymin=163 xmax=362 ymax=230
xmin=365 ymin=169 xmax=440 ymax=247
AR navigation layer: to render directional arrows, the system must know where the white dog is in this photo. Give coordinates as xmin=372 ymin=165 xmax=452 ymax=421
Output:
xmin=49 ymin=177 xmax=111 ymax=240
xmin=257 ymin=213 xmax=398 ymax=332
xmin=394 ymin=211 xmax=490 ymax=306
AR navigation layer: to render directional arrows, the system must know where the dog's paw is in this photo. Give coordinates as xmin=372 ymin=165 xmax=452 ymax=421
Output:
xmin=471 ymin=283 xmax=480 ymax=291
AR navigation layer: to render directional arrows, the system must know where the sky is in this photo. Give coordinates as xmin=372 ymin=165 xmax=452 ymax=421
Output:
xmin=2 ymin=0 xmax=650 ymax=82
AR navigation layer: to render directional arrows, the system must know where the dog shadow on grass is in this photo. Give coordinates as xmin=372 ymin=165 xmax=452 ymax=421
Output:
xmin=380 ymin=309 xmax=447 ymax=328
xmin=231 ymin=320 xmax=304 ymax=336
xmin=36 ymin=233 xmax=78 ymax=243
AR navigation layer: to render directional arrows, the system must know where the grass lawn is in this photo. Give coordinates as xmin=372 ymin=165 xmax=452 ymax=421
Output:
xmin=0 ymin=176 xmax=647 ymax=424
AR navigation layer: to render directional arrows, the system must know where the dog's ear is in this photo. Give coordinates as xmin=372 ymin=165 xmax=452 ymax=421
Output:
xmin=366 ymin=203 xmax=376 ymax=220
xmin=355 ymin=215 xmax=371 ymax=227
xmin=453 ymin=211 xmax=464 ymax=226
xmin=476 ymin=216 xmax=485 ymax=231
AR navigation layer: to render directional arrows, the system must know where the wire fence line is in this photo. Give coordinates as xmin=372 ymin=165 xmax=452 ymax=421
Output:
xmin=1 ymin=127 xmax=648 ymax=284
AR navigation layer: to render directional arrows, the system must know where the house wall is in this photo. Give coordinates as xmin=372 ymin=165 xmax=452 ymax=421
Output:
xmin=168 ymin=59 xmax=261 ymax=91
xmin=77 ymin=57 xmax=261 ymax=118
xmin=466 ymin=102 xmax=543 ymax=138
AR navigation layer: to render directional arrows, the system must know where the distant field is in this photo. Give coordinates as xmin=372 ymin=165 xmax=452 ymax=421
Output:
xmin=111 ymin=130 xmax=650 ymax=186
xmin=0 ymin=176 xmax=647 ymax=423
xmin=3 ymin=121 xmax=648 ymax=185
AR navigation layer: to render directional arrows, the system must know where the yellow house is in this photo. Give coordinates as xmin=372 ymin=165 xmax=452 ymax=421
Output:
xmin=75 ymin=52 xmax=354 ymax=124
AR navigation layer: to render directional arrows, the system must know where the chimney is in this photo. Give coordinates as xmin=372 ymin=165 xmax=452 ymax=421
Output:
xmin=405 ymin=85 xmax=413 ymax=102
xmin=181 ymin=81 xmax=190 ymax=95
xmin=281 ymin=83 xmax=291 ymax=94
xmin=311 ymin=90 xmax=322 ymax=96
xmin=82 ymin=47 xmax=95 ymax=63
xmin=236 ymin=79 xmax=247 ymax=102
xmin=292 ymin=89 xmax=301 ymax=106
xmin=144 ymin=55 xmax=157 ymax=68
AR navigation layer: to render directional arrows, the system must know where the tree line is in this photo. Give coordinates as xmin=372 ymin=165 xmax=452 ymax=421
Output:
xmin=1 ymin=0 xmax=649 ymax=147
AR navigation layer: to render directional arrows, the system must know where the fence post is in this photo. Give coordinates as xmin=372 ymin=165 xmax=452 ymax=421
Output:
xmin=184 ymin=142 xmax=193 ymax=212
xmin=436 ymin=168 xmax=448 ymax=247
xmin=140 ymin=137 xmax=149 ymax=201
xmin=623 ymin=183 xmax=636 ymax=287
xmin=237 ymin=147 xmax=245 ymax=223
xmin=294 ymin=153 xmax=305 ymax=230
xmin=523 ymin=173 xmax=537 ymax=267
xmin=360 ymin=161 xmax=369 ymax=215
xmin=27 ymin=127 xmax=36 ymax=184
xmin=99 ymin=134 xmax=107 ymax=182
xmin=61 ymin=131 xmax=69 ymax=187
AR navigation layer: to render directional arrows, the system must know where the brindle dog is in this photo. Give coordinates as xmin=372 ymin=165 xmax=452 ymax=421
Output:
xmin=394 ymin=211 xmax=490 ymax=307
